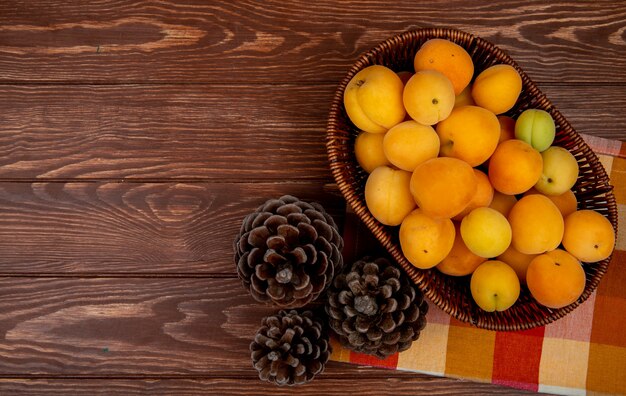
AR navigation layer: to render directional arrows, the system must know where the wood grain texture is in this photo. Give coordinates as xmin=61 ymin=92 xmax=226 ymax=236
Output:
xmin=0 ymin=182 xmax=344 ymax=274
xmin=0 ymin=0 xmax=624 ymax=83
xmin=0 ymin=277 xmax=276 ymax=375
xmin=0 ymin=84 xmax=623 ymax=181
xmin=0 ymin=84 xmax=333 ymax=180
xmin=0 ymin=276 xmax=540 ymax=394
xmin=0 ymin=377 xmax=537 ymax=395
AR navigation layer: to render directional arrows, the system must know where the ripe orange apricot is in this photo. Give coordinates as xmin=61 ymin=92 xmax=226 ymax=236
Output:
xmin=383 ymin=120 xmax=440 ymax=172
xmin=489 ymin=191 xmax=518 ymax=217
xmin=344 ymin=65 xmax=406 ymax=133
xmin=488 ymin=139 xmax=543 ymax=195
xmin=497 ymin=245 xmax=538 ymax=284
xmin=497 ymin=115 xmax=516 ymax=143
xmin=454 ymin=85 xmax=475 ymax=108
xmin=437 ymin=223 xmax=486 ymax=276
xmin=562 ymin=210 xmax=616 ymax=262
xmin=400 ymin=209 xmax=456 ymax=269
xmin=403 ymin=70 xmax=456 ymax=126
xmin=508 ymin=194 xmax=564 ymax=255
xmin=365 ymin=166 xmax=416 ymax=226
xmin=453 ymin=169 xmax=494 ymax=221
xmin=470 ymin=260 xmax=520 ymax=312
xmin=524 ymin=187 xmax=577 ymax=217
xmin=436 ymin=105 xmax=500 ymax=167
xmin=410 ymin=157 xmax=477 ymax=219
xmin=354 ymin=131 xmax=391 ymax=173
xmin=471 ymin=64 xmax=522 ymax=115
xmin=413 ymin=38 xmax=474 ymax=95
xmin=461 ymin=207 xmax=512 ymax=258
xmin=526 ymin=249 xmax=586 ymax=309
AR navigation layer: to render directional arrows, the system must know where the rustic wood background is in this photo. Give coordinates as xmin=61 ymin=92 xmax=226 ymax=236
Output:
xmin=0 ymin=1 xmax=624 ymax=394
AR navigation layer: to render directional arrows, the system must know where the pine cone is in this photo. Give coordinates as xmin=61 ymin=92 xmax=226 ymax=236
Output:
xmin=325 ymin=257 xmax=428 ymax=359
xmin=250 ymin=309 xmax=331 ymax=386
xmin=235 ymin=195 xmax=344 ymax=308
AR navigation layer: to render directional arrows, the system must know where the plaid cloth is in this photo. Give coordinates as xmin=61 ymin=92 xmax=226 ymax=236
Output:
xmin=330 ymin=133 xmax=626 ymax=395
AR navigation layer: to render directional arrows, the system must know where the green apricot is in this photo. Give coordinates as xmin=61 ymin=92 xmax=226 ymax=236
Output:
xmin=514 ymin=109 xmax=555 ymax=152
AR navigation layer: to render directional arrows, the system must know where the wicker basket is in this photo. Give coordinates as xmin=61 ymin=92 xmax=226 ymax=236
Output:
xmin=326 ymin=28 xmax=618 ymax=331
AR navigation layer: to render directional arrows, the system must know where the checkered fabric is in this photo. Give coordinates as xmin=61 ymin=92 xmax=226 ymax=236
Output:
xmin=330 ymin=134 xmax=626 ymax=395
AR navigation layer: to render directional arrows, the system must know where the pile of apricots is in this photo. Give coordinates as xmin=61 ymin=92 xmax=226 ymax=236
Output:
xmin=345 ymin=38 xmax=615 ymax=312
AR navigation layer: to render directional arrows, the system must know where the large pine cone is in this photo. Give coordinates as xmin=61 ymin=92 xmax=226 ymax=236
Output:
xmin=235 ymin=195 xmax=344 ymax=308
xmin=250 ymin=309 xmax=331 ymax=386
xmin=326 ymin=257 xmax=428 ymax=359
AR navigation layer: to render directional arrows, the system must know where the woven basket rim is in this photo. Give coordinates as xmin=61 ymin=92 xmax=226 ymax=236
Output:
xmin=326 ymin=27 xmax=618 ymax=331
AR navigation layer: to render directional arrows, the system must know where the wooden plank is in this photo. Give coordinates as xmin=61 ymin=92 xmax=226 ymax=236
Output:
xmin=541 ymin=84 xmax=626 ymax=141
xmin=0 ymin=376 xmax=537 ymax=395
xmin=0 ymin=1 xmax=624 ymax=83
xmin=0 ymin=84 xmax=623 ymax=181
xmin=0 ymin=277 xmax=282 ymax=375
xmin=0 ymin=276 xmax=542 ymax=394
xmin=0 ymin=84 xmax=333 ymax=180
xmin=0 ymin=182 xmax=344 ymax=274
xmin=0 ymin=277 xmax=401 ymax=378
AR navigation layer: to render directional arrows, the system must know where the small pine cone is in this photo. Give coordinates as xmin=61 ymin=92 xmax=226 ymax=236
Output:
xmin=250 ymin=309 xmax=331 ymax=386
xmin=325 ymin=257 xmax=428 ymax=359
xmin=234 ymin=195 xmax=344 ymax=308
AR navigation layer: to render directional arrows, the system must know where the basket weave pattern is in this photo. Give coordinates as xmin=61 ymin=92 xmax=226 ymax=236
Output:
xmin=326 ymin=28 xmax=618 ymax=331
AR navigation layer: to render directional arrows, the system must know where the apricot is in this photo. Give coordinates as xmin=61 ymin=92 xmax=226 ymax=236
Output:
xmin=489 ymin=191 xmax=518 ymax=217
xmin=344 ymin=65 xmax=406 ymax=133
xmin=453 ymin=169 xmax=494 ymax=221
xmin=515 ymin=109 xmax=556 ymax=152
xmin=526 ymin=249 xmax=586 ymax=309
xmin=399 ymin=209 xmax=455 ymax=269
xmin=403 ymin=70 xmax=455 ymax=126
xmin=497 ymin=115 xmax=516 ymax=143
xmin=524 ymin=187 xmax=577 ymax=217
xmin=535 ymin=146 xmax=579 ymax=196
xmin=414 ymin=38 xmax=474 ymax=95
xmin=562 ymin=210 xmax=616 ymax=262
xmin=497 ymin=245 xmax=538 ymax=284
xmin=396 ymin=71 xmax=415 ymax=121
xmin=437 ymin=223 xmax=486 ymax=276
xmin=461 ymin=207 xmax=512 ymax=258
xmin=454 ymin=85 xmax=475 ymax=108
xmin=410 ymin=157 xmax=477 ymax=219
xmin=383 ymin=121 xmax=439 ymax=172
xmin=436 ymin=105 xmax=500 ymax=167
xmin=364 ymin=166 xmax=415 ymax=226
xmin=354 ymin=131 xmax=390 ymax=173
xmin=470 ymin=260 xmax=520 ymax=312
xmin=508 ymin=194 xmax=564 ymax=255
xmin=471 ymin=64 xmax=522 ymax=115
xmin=488 ymin=139 xmax=543 ymax=195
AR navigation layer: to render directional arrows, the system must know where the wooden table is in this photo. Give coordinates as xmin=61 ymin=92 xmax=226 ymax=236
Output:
xmin=0 ymin=1 xmax=624 ymax=394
